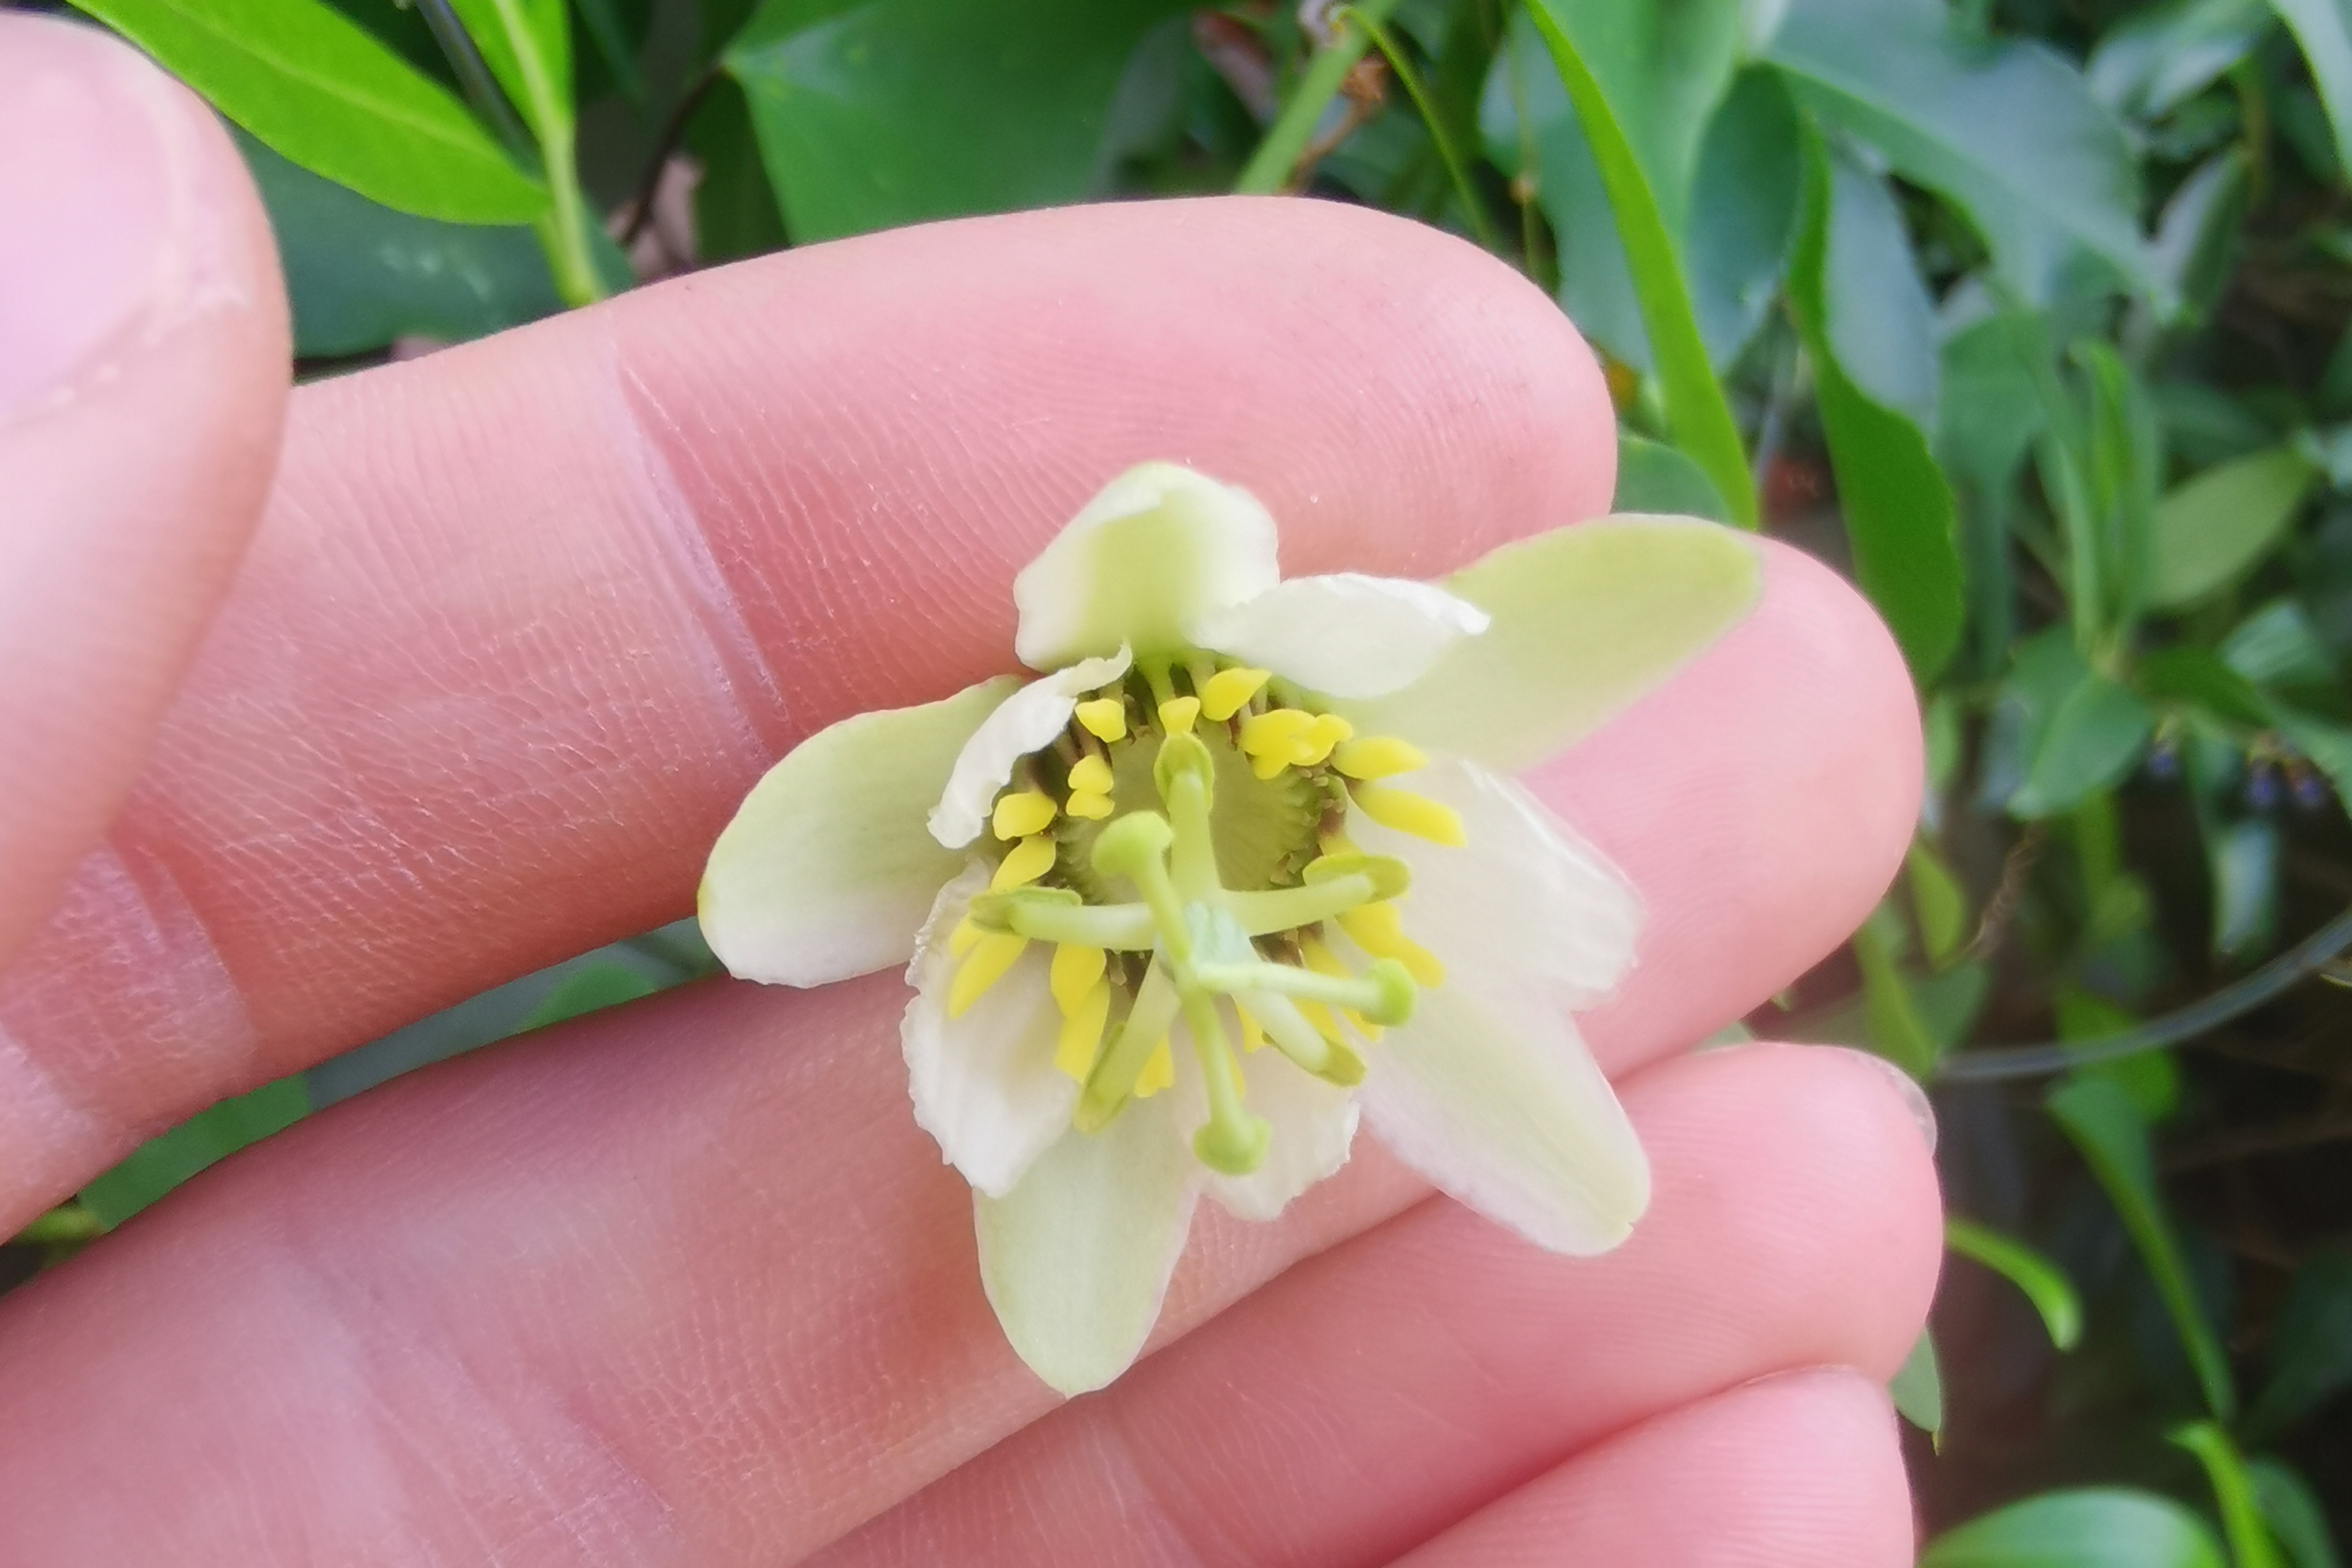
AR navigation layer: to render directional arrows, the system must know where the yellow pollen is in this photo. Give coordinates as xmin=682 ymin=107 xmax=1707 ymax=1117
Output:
xmin=1333 ymin=736 xmax=1428 ymax=780
xmin=1338 ymin=902 xmax=1447 ymax=987
xmin=949 ymin=916 xmax=985 ymax=959
xmin=1295 ymin=713 xmax=1355 ymax=767
xmin=1350 ymin=782 xmax=1466 ymax=846
xmin=1158 ymin=695 xmax=1202 ymax=735
xmin=1065 ymin=789 xmax=1114 ymax=819
xmin=1049 ymin=943 xmax=1107 ymax=1014
xmin=949 ymin=932 xmax=1028 ymax=1017
xmin=1236 ymin=1004 xmax=1267 ymax=1054
xmin=1200 ymin=666 xmax=1272 ymax=721
xmin=1067 ymin=754 xmax=1113 ymax=794
xmin=992 ymin=788 xmax=1056 ymax=840
xmin=992 ymin=834 xmax=1056 ymax=890
xmin=1074 ymin=697 xmax=1127 ymax=742
xmin=1135 ymin=1038 xmax=1176 ymax=1097
xmin=1055 ymin=980 xmax=1111 ymax=1080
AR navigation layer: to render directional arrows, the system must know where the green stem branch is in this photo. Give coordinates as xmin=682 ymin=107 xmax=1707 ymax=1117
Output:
xmin=1235 ymin=0 xmax=1404 ymax=195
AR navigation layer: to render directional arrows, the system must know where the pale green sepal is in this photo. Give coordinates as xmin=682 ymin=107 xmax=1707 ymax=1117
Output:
xmin=1013 ymin=463 xmax=1281 ymax=670
xmin=929 ymin=650 xmax=1131 ymax=848
xmin=1335 ymin=517 xmax=1761 ymax=773
xmin=700 ymin=676 xmax=1020 ymax=987
xmin=1189 ymin=572 xmax=1491 ymax=699
xmin=975 ymin=1101 xmax=1200 ymax=1396
xmin=1356 ymin=986 xmax=1650 ymax=1254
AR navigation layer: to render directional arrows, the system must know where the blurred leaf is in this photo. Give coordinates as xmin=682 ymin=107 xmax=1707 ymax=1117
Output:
xmin=2157 ymin=379 xmax=2281 ymax=469
xmin=2137 ymin=646 xmax=2273 ymax=728
xmin=79 ymin=1074 xmax=309 ymax=1229
xmin=2151 ymin=151 xmax=2250 ymax=328
xmin=2047 ymin=1074 xmax=2237 ymax=1420
xmin=1921 ymin=1488 xmax=2227 ymax=1568
xmin=1766 ymin=0 xmax=2161 ymax=306
xmin=2072 ymin=339 xmax=2165 ymax=633
xmin=685 ymin=75 xmax=789 ymax=263
xmin=1788 ymin=129 xmax=1963 ymax=678
xmin=67 ymin=0 xmax=547 ymax=223
xmin=448 ymin=0 xmax=573 ymax=130
xmin=1942 ymin=310 xmax=2051 ymax=494
xmin=1892 ymin=1328 xmax=1944 ymax=1435
xmin=1529 ymin=0 xmax=1742 ymax=232
xmin=2208 ymin=816 xmax=2280 ymax=959
xmin=2087 ymin=0 xmax=2274 ymax=120
xmin=517 ymin=962 xmax=661 ymax=1031
xmin=1525 ymin=0 xmax=1755 ymax=526
xmin=2224 ymin=599 xmax=2339 ymax=686
xmin=1685 ymin=68 xmax=1802 ymax=369
xmin=726 ymin=0 xmax=1189 ymax=242
xmin=2003 ymin=636 xmax=2155 ymax=818
xmin=1946 ymin=1217 xmax=2086 ymax=1349
xmin=1913 ymin=960 xmax=1993 ymax=1053
xmin=2170 ymin=1421 xmax=2287 ymax=1568
xmin=2270 ymin=705 xmax=2352 ymax=799
xmin=2293 ymin=423 xmax=2352 ymax=489
xmin=1907 ymin=840 xmax=1970 ymax=967
xmin=2149 ymin=447 xmax=2318 ymax=609
xmin=2270 ymin=0 xmax=2352 ymax=178
xmin=1613 ymin=432 xmax=1731 ymax=522
xmin=2249 ymin=1249 xmax=2352 ymax=1436
xmin=1855 ymin=904 xmax=1938 ymax=1076
xmin=573 ymin=0 xmax=645 ymax=101
xmin=2247 ymin=1458 xmax=2343 ymax=1568
xmin=2058 ymin=986 xmax=2179 ymax=1120
xmin=238 ymin=131 xmax=561 ymax=354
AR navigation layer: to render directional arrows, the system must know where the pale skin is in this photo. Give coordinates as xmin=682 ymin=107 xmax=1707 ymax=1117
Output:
xmin=0 ymin=13 xmax=1943 ymax=1563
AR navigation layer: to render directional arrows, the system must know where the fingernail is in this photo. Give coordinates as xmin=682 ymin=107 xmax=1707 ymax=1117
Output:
xmin=1827 ymin=1047 xmax=1939 ymax=1155
xmin=0 ymin=16 xmax=183 ymax=429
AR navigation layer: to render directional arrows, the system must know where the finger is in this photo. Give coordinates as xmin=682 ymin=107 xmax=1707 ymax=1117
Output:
xmin=1394 ymin=1369 xmax=1916 ymax=1568
xmin=0 ymin=14 xmax=285 ymax=967
xmin=813 ymin=1045 xmax=1940 ymax=1568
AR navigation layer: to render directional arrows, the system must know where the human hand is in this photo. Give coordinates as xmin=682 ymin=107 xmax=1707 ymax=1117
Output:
xmin=0 ymin=14 xmax=1940 ymax=1563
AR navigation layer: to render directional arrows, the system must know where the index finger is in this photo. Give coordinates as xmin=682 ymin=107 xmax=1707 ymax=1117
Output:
xmin=0 ymin=198 xmax=1621 ymax=1224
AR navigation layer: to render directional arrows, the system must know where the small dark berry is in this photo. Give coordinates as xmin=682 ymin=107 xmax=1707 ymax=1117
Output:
xmin=2144 ymin=739 xmax=2180 ymax=781
xmin=2293 ymin=765 xmax=2332 ymax=811
xmin=2247 ymin=764 xmax=2282 ymax=811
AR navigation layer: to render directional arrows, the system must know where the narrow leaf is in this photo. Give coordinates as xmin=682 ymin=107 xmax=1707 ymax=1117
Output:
xmin=2246 ymin=1458 xmax=2343 ymax=1568
xmin=2171 ymin=1422 xmax=2287 ymax=1568
xmin=2270 ymin=0 xmax=2352 ymax=177
xmin=1945 ymin=1217 xmax=2085 ymax=1350
xmin=1891 ymin=1328 xmax=1944 ymax=1436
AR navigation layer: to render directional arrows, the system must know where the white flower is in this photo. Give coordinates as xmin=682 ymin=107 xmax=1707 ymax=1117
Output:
xmin=700 ymin=463 xmax=1760 ymax=1395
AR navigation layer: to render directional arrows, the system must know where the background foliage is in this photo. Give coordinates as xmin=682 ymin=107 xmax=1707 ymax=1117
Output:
xmin=8 ymin=0 xmax=2352 ymax=1555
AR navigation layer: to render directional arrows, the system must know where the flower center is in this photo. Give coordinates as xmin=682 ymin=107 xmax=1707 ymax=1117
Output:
xmin=951 ymin=656 xmax=1466 ymax=1179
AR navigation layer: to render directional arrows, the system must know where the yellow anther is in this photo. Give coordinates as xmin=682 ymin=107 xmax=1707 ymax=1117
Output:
xmin=1338 ymin=902 xmax=1446 ymax=987
xmin=992 ymin=788 xmax=1056 ymax=841
xmin=949 ymin=916 xmax=985 ymax=959
xmin=1236 ymin=1004 xmax=1267 ymax=1054
xmin=1158 ymin=695 xmax=1201 ymax=735
xmin=1350 ymin=782 xmax=1466 ymax=846
xmin=1333 ymin=736 xmax=1428 ymax=780
xmin=948 ymin=933 xmax=1029 ymax=1017
xmin=1065 ymin=789 xmax=1114 ymax=820
xmin=1075 ymin=697 xmax=1127 ymax=742
xmin=1319 ymin=826 xmax=1359 ymax=858
xmin=1135 ymin=1038 xmax=1176 ymax=1097
xmin=1295 ymin=713 xmax=1355 ymax=767
xmin=1055 ymin=980 xmax=1111 ymax=1081
xmin=1200 ymin=666 xmax=1272 ymax=721
xmin=1249 ymin=749 xmax=1290 ymax=781
xmin=1240 ymin=708 xmax=1315 ymax=760
xmin=1049 ymin=943 xmax=1107 ymax=1015
xmin=1067 ymin=754 xmax=1113 ymax=794
xmin=991 ymin=834 xmax=1056 ymax=891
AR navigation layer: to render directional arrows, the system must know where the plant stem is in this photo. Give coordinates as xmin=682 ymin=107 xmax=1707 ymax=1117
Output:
xmin=535 ymin=131 xmax=606 ymax=307
xmin=1342 ymin=6 xmax=1499 ymax=250
xmin=1235 ymin=0 xmax=1403 ymax=195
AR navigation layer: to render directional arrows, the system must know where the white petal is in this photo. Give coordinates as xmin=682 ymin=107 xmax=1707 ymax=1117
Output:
xmin=1198 ymin=1043 xmax=1360 ymax=1222
xmin=1334 ymin=517 xmax=1762 ymax=772
xmin=902 ymin=867 xmax=1078 ymax=1198
xmin=927 ymin=649 xmax=1132 ymax=848
xmin=1350 ymin=755 xmax=1641 ymax=1008
xmin=1189 ymin=573 xmax=1490 ymax=699
xmin=1358 ymin=986 xmax=1649 ymax=1254
xmin=1013 ymin=463 xmax=1281 ymax=670
xmin=975 ymin=1099 xmax=1200 ymax=1396
xmin=701 ymin=677 xmax=1021 ymax=987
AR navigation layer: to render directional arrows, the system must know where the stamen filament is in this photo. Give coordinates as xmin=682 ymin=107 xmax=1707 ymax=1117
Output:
xmin=1348 ymin=781 xmax=1466 ymax=846
xmin=1078 ymin=958 xmax=1182 ymax=1127
xmin=1055 ymin=980 xmax=1111 ymax=1080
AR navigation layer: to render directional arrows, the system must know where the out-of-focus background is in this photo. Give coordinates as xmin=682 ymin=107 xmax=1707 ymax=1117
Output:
xmin=7 ymin=0 xmax=2352 ymax=1557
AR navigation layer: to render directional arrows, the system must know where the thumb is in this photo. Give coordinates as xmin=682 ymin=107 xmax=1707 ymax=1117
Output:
xmin=0 ymin=13 xmax=288 ymax=971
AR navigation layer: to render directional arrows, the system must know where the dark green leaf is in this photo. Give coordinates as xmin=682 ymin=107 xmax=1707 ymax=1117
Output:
xmin=2170 ymin=1421 xmax=2287 ymax=1568
xmin=1613 ymin=432 xmax=1731 ymax=522
xmin=2249 ymin=1249 xmax=2352 ymax=1437
xmin=79 ymin=1074 xmax=310 ymax=1228
xmin=1684 ymin=69 xmax=1802 ymax=369
xmin=2271 ymin=706 xmax=2352 ymax=799
xmin=2136 ymin=646 xmax=2273 ymax=728
xmin=2150 ymin=447 xmax=2319 ymax=608
xmin=2224 ymin=600 xmax=2339 ymax=687
xmin=2246 ymin=1458 xmax=2343 ymax=1568
xmin=1921 ymin=1489 xmax=2227 ymax=1568
xmin=69 ymin=0 xmax=547 ymax=223
xmin=1855 ymin=904 xmax=1938 ymax=1077
xmin=1941 ymin=311 xmax=2050 ymax=494
xmin=1945 ymin=1217 xmax=2085 ymax=1349
xmin=2058 ymin=987 xmax=2179 ymax=1121
xmin=1788 ymin=129 xmax=1963 ymax=679
xmin=1767 ymin=0 xmax=2160 ymax=305
xmin=1891 ymin=1328 xmax=1944 ymax=1435
xmin=1907 ymin=840 xmax=1970 ymax=967
xmin=726 ymin=0 xmax=1190 ymax=242
xmin=2150 ymin=151 xmax=2250 ymax=327
xmin=2008 ymin=660 xmax=2154 ymax=818
xmin=685 ymin=75 xmax=789 ymax=263
xmin=2087 ymin=0 xmax=2274 ymax=120
xmin=2047 ymin=1074 xmax=2237 ymax=1419
xmin=2270 ymin=0 xmax=2352 ymax=177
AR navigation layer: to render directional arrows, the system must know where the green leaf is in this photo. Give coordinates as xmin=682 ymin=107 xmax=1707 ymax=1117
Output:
xmin=1684 ymin=69 xmax=1803 ymax=368
xmin=1766 ymin=0 xmax=2161 ymax=305
xmin=2249 ymin=1249 xmax=2352 ymax=1437
xmin=1787 ymin=127 xmax=1963 ymax=680
xmin=1945 ymin=1217 xmax=2085 ymax=1350
xmin=2224 ymin=600 xmax=2339 ymax=687
xmin=2003 ymin=641 xmax=2155 ymax=819
xmin=1921 ymin=1489 xmax=2228 ymax=1568
xmin=2270 ymin=706 xmax=2352 ymax=799
xmin=1613 ymin=432 xmax=1731 ymax=522
xmin=79 ymin=1074 xmax=310 ymax=1229
xmin=2087 ymin=0 xmax=2275 ymax=120
xmin=517 ymin=962 xmax=661 ymax=1032
xmin=447 ymin=0 xmax=572 ymax=132
xmin=67 ymin=0 xmax=547 ymax=224
xmin=2209 ymin=817 xmax=2280 ymax=960
xmin=2150 ymin=447 xmax=2320 ymax=609
xmin=1907 ymin=840 xmax=1970 ymax=967
xmin=1855 ymin=904 xmax=1938 ymax=1077
xmin=237 ymin=131 xmax=562 ymax=355
xmin=1942 ymin=310 xmax=2051 ymax=494
xmin=1524 ymin=0 xmax=1756 ymax=527
xmin=2246 ymin=1458 xmax=2343 ymax=1568
xmin=2046 ymin=1074 xmax=2237 ymax=1420
xmin=1891 ymin=1328 xmax=1944 ymax=1436
xmin=726 ymin=0 xmax=1190 ymax=242
xmin=2171 ymin=1422 xmax=2287 ymax=1568
xmin=2137 ymin=646 xmax=2274 ymax=729
xmin=2151 ymin=151 xmax=2252 ymax=327
xmin=2270 ymin=0 xmax=2352 ymax=178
